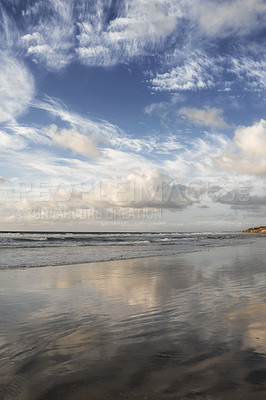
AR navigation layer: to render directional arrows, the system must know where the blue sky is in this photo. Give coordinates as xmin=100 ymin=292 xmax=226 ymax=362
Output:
xmin=1 ymin=0 xmax=266 ymax=231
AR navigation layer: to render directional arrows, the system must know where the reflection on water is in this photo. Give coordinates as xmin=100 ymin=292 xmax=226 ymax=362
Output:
xmin=1 ymin=243 xmax=266 ymax=399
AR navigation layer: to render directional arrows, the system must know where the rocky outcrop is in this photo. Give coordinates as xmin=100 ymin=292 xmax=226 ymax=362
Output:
xmin=243 ymin=226 xmax=266 ymax=233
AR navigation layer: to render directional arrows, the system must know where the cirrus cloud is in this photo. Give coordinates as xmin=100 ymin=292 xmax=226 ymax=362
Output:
xmin=0 ymin=53 xmax=34 ymax=122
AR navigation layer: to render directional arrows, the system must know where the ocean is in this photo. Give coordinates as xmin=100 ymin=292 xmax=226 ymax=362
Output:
xmin=0 ymin=231 xmax=262 ymax=268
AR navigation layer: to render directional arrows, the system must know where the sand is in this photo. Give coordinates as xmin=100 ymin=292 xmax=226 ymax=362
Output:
xmin=1 ymin=242 xmax=266 ymax=399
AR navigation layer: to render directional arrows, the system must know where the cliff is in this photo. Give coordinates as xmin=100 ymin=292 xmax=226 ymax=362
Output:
xmin=243 ymin=226 xmax=266 ymax=233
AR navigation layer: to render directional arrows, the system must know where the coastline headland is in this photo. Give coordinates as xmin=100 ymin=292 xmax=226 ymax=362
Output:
xmin=243 ymin=226 xmax=266 ymax=233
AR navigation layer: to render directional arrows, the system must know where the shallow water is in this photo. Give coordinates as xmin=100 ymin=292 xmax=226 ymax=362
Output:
xmin=0 ymin=231 xmax=264 ymax=268
xmin=1 ymin=242 xmax=266 ymax=399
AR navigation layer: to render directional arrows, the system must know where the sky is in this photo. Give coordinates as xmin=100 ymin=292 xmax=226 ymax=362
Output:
xmin=1 ymin=0 xmax=266 ymax=232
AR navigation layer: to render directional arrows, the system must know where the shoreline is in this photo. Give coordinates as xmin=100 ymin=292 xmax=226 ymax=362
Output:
xmin=0 ymin=234 xmax=262 ymax=270
xmin=0 ymin=247 xmax=201 ymax=270
xmin=0 ymin=245 xmax=249 ymax=271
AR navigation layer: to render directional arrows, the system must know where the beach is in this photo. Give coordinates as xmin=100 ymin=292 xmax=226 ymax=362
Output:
xmin=1 ymin=242 xmax=266 ymax=399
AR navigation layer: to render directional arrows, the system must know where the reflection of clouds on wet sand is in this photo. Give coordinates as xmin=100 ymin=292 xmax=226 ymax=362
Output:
xmin=244 ymin=322 xmax=266 ymax=354
xmin=2 ymin=244 xmax=266 ymax=398
xmin=225 ymin=299 xmax=266 ymax=355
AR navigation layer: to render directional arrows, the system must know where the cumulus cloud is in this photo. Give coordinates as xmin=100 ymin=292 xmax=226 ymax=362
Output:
xmin=12 ymin=169 xmax=200 ymax=212
xmin=215 ymin=191 xmax=266 ymax=210
xmin=179 ymin=107 xmax=228 ymax=129
xmin=0 ymin=53 xmax=34 ymax=122
xmin=234 ymin=120 xmax=266 ymax=156
xmin=85 ymin=169 xmax=199 ymax=209
xmin=46 ymin=124 xmax=103 ymax=158
xmin=215 ymin=119 xmax=266 ymax=175
xmin=210 ymin=178 xmax=266 ymax=211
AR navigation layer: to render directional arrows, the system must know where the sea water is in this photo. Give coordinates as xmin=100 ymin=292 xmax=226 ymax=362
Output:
xmin=0 ymin=231 xmax=263 ymax=268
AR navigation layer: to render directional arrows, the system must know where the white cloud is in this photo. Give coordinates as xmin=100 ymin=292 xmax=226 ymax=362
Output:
xmin=144 ymin=102 xmax=169 ymax=115
xmin=0 ymin=3 xmax=20 ymax=51
xmin=2 ymin=0 xmax=183 ymax=71
xmin=11 ymin=169 xmax=198 ymax=212
xmin=34 ymin=96 xmax=154 ymax=154
xmin=234 ymin=120 xmax=266 ymax=156
xmin=214 ymin=119 xmax=266 ymax=175
xmin=215 ymin=191 xmax=266 ymax=210
xmin=151 ymin=52 xmax=221 ymax=91
xmin=156 ymin=136 xmax=184 ymax=153
xmin=230 ymin=56 xmax=266 ymax=91
xmin=150 ymin=52 xmax=266 ymax=94
xmin=0 ymin=53 xmax=34 ymax=122
xmin=0 ymin=130 xmax=26 ymax=151
xmin=1 ymin=0 xmax=266 ymax=92
xmin=194 ymin=0 xmax=266 ymax=37
xmin=179 ymin=107 xmax=228 ymax=129
xmin=0 ymin=132 xmax=158 ymax=186
xmin=32 ymin=96 xmax=122 ymax=143
xmin=163 ymin=132 xmax=229 ymax=180
xmin=5 ymin=122 xmax=50 ymax=145
xmin=78 ymin=169 xmax=199 ymax=210
xmin=33 ymin=96 xmax=183 ymax=155
xmin=2 ymin=0 xmax=266 ymax=78
xmin=20 ymin=0 xmax=75 ymax=70
xmin=46 ymin=124 xmax=103 ymax=158
xmin=0 ymin=106 xmax=229 ymax=188
xmin=76 ymin=0 xmax=182 ymax=66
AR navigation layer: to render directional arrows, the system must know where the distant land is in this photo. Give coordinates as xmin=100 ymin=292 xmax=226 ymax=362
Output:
xmin=243 ymin=226 xmax=266 ymax=233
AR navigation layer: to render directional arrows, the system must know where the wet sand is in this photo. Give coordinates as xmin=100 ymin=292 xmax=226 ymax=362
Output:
xmin=1 ymin=242 xmax=266 ymax=399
